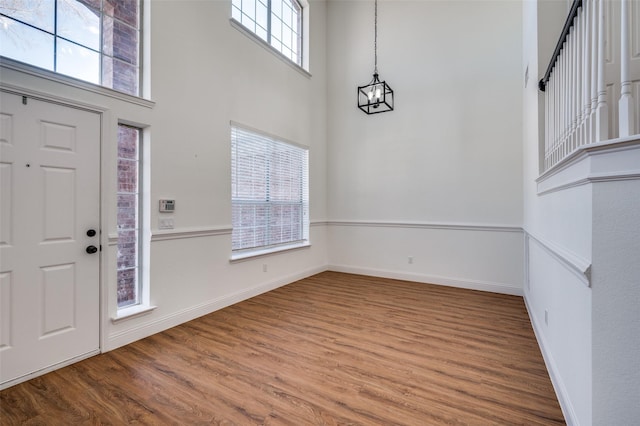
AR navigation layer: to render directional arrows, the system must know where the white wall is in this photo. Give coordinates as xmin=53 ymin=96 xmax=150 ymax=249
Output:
xmin=326 ymin=0 xmax=524 ymax=293
xmin=0 ymin=0 xmax=330 ymax=352
xmin=522 ymin=2 xmax=593 ymax=424
xmin=591 ymin=179 xmax=640 ymax=425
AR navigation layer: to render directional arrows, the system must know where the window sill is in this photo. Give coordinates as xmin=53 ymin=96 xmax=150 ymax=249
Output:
xmin=229 ymin=19 xmax=311 ymax=79
xmin=230 ymin=242 xmax=311 ymax=262
xmin=0 ymin=57 xmax=155 ymax=109
xmin=111 ymin=304 xmax=157 ymax=324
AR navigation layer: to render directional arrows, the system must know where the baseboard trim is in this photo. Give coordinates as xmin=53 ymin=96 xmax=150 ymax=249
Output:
xmin=104 ymin=265 xmax=328 ymax=351
xmin=327 ymin=264 xmax=523 ymax=296
xmin=524 ymin=295 xmax=579 ymax=426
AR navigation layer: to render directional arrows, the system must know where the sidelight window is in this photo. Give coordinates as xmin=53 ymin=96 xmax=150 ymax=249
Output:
xmin=117 ymin=124 xmax=141 ymax=308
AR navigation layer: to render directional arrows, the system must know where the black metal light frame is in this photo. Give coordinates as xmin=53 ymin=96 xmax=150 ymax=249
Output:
xmin=358 ymin=0 xmax=394 ymax=115
xmin=358 ymin=73 xmax=394 ymax=114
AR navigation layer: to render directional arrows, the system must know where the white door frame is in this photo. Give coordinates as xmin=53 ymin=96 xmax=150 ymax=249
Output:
xmin=0 ymin=84 xmax=108 ymax=389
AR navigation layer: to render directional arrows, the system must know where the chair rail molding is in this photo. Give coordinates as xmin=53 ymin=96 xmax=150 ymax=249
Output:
xmin=525 ymin=232 xmax=592 ymax=287
xmin=327 ymin=220 xmax=522 ymax=233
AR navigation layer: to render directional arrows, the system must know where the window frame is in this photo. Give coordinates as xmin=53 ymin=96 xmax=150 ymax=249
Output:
xmin=230 ymin=0 xmax=309 ymax=72
xmin=114 ymin=123 xmax=154 ymax=321
xmin=230 ymin=123 xmax=310 ymax=261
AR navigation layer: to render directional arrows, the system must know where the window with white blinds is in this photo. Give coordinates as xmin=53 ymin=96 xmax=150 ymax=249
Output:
xmin=231 ymin=125 xmax=309 ymax=254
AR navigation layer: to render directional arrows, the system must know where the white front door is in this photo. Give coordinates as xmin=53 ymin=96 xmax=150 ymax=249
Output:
xmin=0 ymin=91 xmax=101 ymax=388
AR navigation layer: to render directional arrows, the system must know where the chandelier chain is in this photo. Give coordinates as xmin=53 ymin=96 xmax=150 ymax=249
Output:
xmin=374 ymin=0 xmax=378 ymax=73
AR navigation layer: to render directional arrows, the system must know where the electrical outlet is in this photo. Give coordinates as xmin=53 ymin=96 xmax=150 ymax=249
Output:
xmin=408 ymin=256 xmax=414 ymax=264
xmin=262 ymin=264 xmax=268 ymax=272
xmin=545 ymin=309 xmax=549 ymax=325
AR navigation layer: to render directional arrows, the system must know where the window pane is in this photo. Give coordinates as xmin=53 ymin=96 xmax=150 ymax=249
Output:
xmin=102 ymin=15 xmax=114 ymax=56
xmin=256 ymin=26 xmax=267 ymax=41
xmin=117 ymin=267 xmax=137 ymax=307
xmin=102 ymin=55 xmax=114 ymax=87
xmin=118 ymin=124 xmax=138 ymax=159
xmin=272 ymin=0 xmax=281 ymax=18
xmin=271 ymin=16 xmax=282 ymax=42
xmin=105 ymin=0 xmax=138 ymax=28
xmin=57 ymin=0 xmax=100 ymax=50
xmin=118 ymin=159 xmax=138 ymax=193
xmin=0 ymin=0 xmax=54 ymax=32
xmin=256 ymin=1 xmax=267 ymax=32
xmin=117 ymin=229 xmax=138 ymax=269
xmin=0 ymin=18 xmax=54 ymax=70
xmin=243 ymin=0 xmax=255 ymax=20
xmin=117 ymin=194 xmax=138 ymax=229
xmin=56 ymin=38 xmax=100 ymax=84
xmin=110 ymin=58 xmax=138 ymax=95
xmin=232 ymin=4 xmax=241 ymax=21
xmin=281 ymin=2 xmax=292 ymax=28
xmin=282 ymin=25 xmax=292 ymax=50
xmin=112 ymin=20 xmax=138 ymax=65
xmin=117 ymin=124 xmax=141 ymax=309
xmin=241 ymin=12 xmax=255 ymax=34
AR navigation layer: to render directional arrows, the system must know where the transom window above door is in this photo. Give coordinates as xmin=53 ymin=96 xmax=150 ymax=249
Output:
xmin=0 ymin=0 xmax=142 ymax=96
xmin=231 ymin=0 xmax=303 ymax=67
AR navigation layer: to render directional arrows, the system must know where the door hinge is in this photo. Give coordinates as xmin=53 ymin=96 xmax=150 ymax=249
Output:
xmin=22 ymin=96 xmax=27 ymax=105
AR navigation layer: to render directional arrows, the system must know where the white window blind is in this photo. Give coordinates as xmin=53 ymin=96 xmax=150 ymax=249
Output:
xmin=231 ymin=125 xmax=309 ymax=253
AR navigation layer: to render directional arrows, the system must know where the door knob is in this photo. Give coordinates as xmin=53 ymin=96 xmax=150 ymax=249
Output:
xmin=86 ymin=245 xmax=98 ymax=254
xmin=87 ymin=229 xmax=97 ymax=237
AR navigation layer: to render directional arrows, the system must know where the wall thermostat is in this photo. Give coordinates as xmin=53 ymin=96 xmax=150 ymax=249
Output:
xmin=159 ymin=199 xmax=175 ymax=212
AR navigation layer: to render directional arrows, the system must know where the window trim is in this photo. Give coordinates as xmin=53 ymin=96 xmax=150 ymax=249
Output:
xmin=229 ymin=0 xmax=310 ymax=75
xmin=0 ymin=57 xmax=154 ymax=107
xmin=114 ymin=122 xmax=152 ymax=320
xmin=230 ymin=240 xmax=310 ymax=262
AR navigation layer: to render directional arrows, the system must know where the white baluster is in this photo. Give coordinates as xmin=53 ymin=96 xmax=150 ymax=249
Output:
xmin=567 ymin=33 xmax=573 ymax=156
xmin=551 ymin=73 xmax=556 ymax=165
xmin=619 ymin=0 xmax=635 ymax=136
xmin=552 ymin=72 xmax=556 ymax=169
xmin=591 ymin=0 xmax=599 ymax=143
xmin=546 ymin=79 xmax=551 ymax=170
xmin=596 ymin=0 xmax=609 ymax=141
xmin=575 ymin=14 xmax=582 ymax=151
xmin=582 ymin=0 xmax=592 ymax=147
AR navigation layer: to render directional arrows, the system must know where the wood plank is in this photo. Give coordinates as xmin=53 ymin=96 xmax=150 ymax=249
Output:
xmin=0 ymin=272 xmax=565 ymax=424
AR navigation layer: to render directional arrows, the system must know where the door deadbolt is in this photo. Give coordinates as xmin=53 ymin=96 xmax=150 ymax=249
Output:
xmin=87 ymin=229 xmax=97 ymax=237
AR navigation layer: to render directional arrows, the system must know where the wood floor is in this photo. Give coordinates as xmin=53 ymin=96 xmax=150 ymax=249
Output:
xmin=0 ymin=272 xmax=564 ymax=425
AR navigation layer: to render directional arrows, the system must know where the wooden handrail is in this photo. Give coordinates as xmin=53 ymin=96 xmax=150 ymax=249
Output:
xmin=538 ymin=0 xmax=583 ymax=92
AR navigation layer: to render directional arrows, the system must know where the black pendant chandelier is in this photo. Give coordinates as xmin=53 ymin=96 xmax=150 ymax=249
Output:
xmin=357 ymin=0 xmax=394 ymax=115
